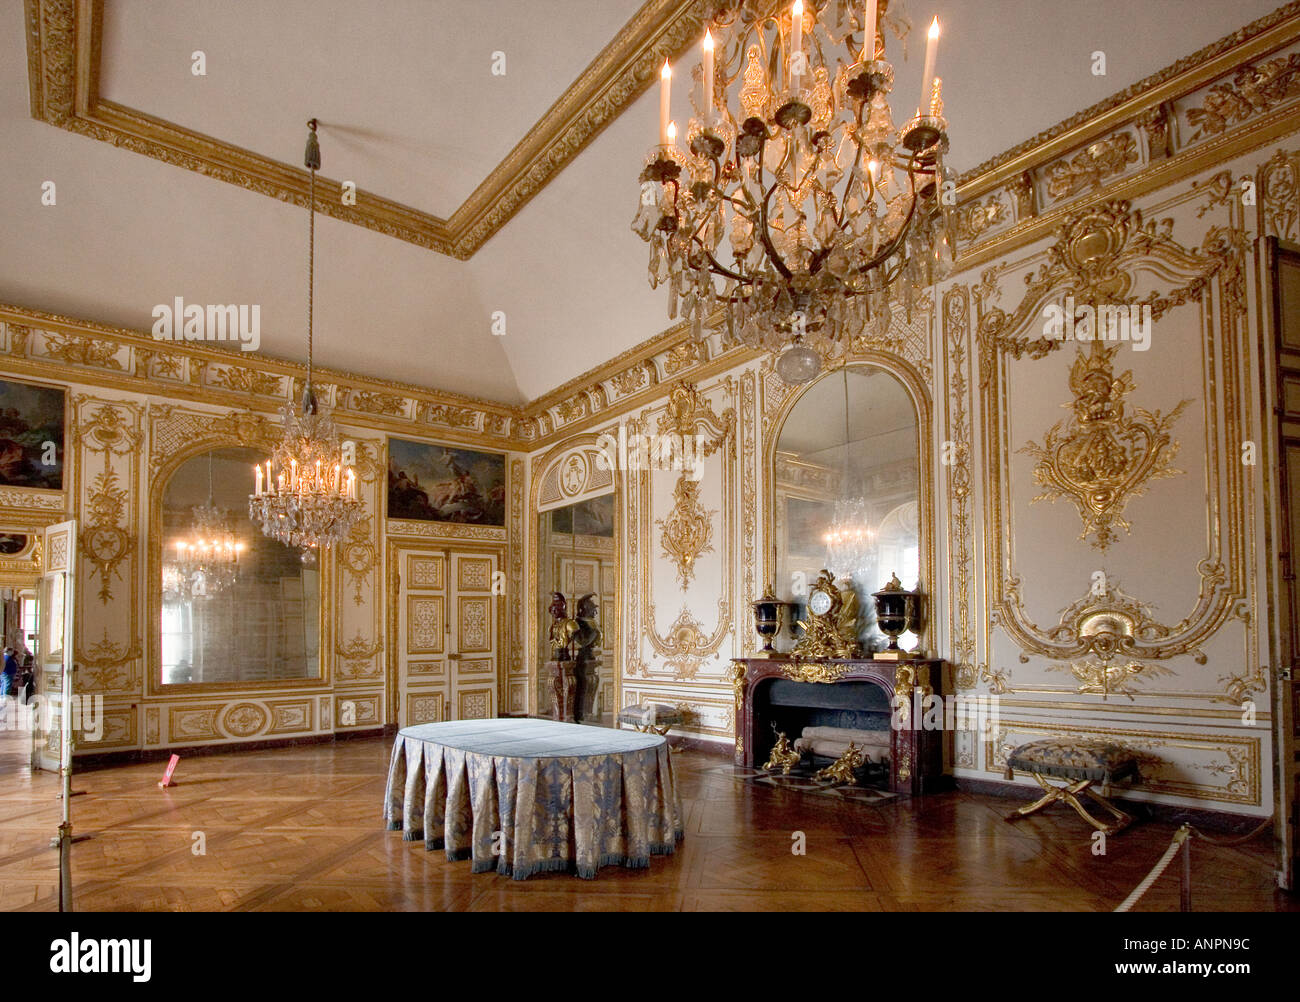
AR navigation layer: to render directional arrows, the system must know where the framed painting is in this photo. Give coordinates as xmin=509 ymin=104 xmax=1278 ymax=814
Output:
xmin=0 ymin=378 xmax=65 ymax=491
xmin=551 ymin=495 xmax=614 ymax=538
xmin=387 ymin=438 xmax=506 ymax=525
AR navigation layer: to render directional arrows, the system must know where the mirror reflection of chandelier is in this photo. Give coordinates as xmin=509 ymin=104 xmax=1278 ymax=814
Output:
xmin=248 ymin=119 xmax=365 ymax=558
xmin=164 ymin=503 xmax=245 ymax=601
xmin=631 ymin=0 xmax=954 ymax=385
xmin=824 ymin=365 xmax=874 ymax=577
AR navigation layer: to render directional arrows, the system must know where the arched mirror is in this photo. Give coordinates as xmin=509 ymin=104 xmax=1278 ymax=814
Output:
xmin=772 ymin=363 xmax=925 ymax=652
xmin=157 ymin=446 xmax=320 ymax=686
xmin=537 ymin=492 xmax=616 ymax=723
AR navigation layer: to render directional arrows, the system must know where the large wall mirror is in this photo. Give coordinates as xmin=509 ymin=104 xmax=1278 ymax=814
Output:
xmin=773 ymin=363 xmax=926 ymax=652
xmin=158 ymin=446 xmax=320 ymax=686
xmin=536 ymin=492 xmax=616 ymax=721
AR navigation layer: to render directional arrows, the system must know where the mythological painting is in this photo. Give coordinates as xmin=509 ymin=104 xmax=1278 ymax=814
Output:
xmin=387 ymin=438 xmax=506 ymax=525
xmin=550 ymin=495 xmax=614 ymax=537
xmin=0 ymin=378 xmax=64 ymax=490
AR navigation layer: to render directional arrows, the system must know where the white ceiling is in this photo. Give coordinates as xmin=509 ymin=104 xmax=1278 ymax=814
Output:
xmin=0 ymin=1 xmax=1283 ymax=406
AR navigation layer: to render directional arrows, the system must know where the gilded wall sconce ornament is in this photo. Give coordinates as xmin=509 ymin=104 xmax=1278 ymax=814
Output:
xmin=791 ymin=569 xmax=861 ymax=660
xmin=814 ymin=742 xmax=866 ymax=786
xmin=762 ymin=731 xmax=802 ymax=775
xmin=1020 ymin=342 xmax=1190 ymax=550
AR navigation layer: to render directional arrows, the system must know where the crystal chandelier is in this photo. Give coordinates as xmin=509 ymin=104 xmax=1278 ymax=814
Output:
xmin=823 ymin=365 xmax=875 ymax=576
xmin=248 ymin=119 xmax=365 ymax=558
xmin=631 ymin=0 xmax=954 ymax=384
xmin=164 ymin=501 xmax=244 ymax=601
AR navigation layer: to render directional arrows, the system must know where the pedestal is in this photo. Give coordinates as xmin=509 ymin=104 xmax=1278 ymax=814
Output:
xmin=547 ymin=660 xmax=577 ymax=722
xmin=575 ymin=656 xmax=601 ymax=723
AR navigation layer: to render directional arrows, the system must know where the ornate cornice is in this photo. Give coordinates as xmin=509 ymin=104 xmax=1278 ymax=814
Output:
xmin=0 ymin=303 xmax=518 ymax=451
xmin=24 ymin=0 xmax=708 ymax=260
xmin=17 ymin=1 xmax=1300 ymax=454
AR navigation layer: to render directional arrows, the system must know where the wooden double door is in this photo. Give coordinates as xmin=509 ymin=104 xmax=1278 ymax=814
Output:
xmin=391 ymin=543 xmax=502 ymax=726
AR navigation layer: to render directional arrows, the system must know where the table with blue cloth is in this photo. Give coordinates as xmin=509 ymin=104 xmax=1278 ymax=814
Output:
xmin=383 ymin=718 xmax=684 ymax=879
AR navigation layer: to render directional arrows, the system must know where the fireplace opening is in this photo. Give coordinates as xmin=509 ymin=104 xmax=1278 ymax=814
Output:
xmin=752 ymin=678 xmax=893 ymax=787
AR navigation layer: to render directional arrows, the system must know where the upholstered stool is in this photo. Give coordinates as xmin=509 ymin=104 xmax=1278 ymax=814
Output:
xmin=1003 ymin=738 xmax=1140 ymax=834
xmin=617 ymin=702 xmax=683 ymax=737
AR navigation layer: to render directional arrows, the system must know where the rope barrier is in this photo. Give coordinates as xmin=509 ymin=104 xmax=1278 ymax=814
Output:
xmin=1113 ymin=824 xmax=1189 ymax=913
xmin=1112 ymin=818 xmax=1272 ymax=911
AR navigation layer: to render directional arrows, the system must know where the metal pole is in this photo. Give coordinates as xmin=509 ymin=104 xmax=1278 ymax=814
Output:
xmin=1180 ymin=830 xmax=1192 ymax=912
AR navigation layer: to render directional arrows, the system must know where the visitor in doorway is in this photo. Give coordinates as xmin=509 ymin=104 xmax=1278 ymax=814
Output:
xmin=0 ymin=647 xmax=16 ymax=720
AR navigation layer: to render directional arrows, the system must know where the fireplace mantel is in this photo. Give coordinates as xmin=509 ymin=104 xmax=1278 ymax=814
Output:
xmin=729 ymin=656 xmax=950 ymax=795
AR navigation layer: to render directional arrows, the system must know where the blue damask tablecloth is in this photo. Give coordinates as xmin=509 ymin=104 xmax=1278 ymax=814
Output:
xmin=383 ymin=718 xmax=684 ymax=880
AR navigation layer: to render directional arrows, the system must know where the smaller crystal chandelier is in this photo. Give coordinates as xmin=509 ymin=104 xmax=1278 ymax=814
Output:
xmin=248 ymin=119 xmax=365 ymax=558
xmin=823 ymin=366 xmax=875 ymax=577
xmin=631 ymin=0 xmax=955 ymax=385
xmin=164 ymin=494 xmax=244 ymax=601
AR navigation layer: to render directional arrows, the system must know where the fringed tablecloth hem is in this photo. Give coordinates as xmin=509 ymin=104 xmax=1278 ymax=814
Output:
xmin=402 ymin=829 xmax=423 ymax=842
xmin=424 ymin=836 xmax=445 ymax=852
xmin=386 ymin=820 xmax=402 ymax=832
xmin=507 ymin=857 xmax=580 ymax=881
xmin=446 ymin=846 xmax=473 ymax=863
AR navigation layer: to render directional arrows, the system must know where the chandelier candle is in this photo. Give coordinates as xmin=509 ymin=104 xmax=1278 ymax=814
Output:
xmin=631 ymin=0 xmax=953 ymax=385
xmin=920 ymin=17 xmax=939 ymax=116
xmin=660 ymin=60 xmax=672 ymax=145
xmin=864 ymin=0 xmax=877 ymax=56
xmin=702 ymin=30 xmax=714 ymax=123
xmin=791 ymin=1 xmax=804 ymax=91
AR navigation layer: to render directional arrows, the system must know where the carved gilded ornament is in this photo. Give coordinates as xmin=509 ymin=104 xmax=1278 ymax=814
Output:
xmin=43 ymin=333 xmax=122 ymax=370
xmin=339 ymin=516 xmax=377 ymax=605
xmin=1044 ymin=133 xmax=1139 ymax=201
xmin=646 ymin=602 xmax=728 ymax=681
xmin=1186 ymin=53 xmax=1300 ymax=141
xmin=1020 ymin=343 xmax=1190 ymax=550
xmin=652 ymin=383 xmax=735 ymax=588
xmin=1046 ymin=658 xmax=1174 ymax=699
xmin=1259 ymin=148 xmax=1300 ymax=240
xmin=208 ymin=367 xmax=281 ymax=396
xmin=781 ymin=660 xmax=852 ymax=684
xmin=350 ymin=390 xmax=407 ymax=416
xmin=75 ymin=403 xmax=142 ymax=605
xmin=954 ymin=195 xmax=1009 ymax=244
xmin=656 ymin=478 xmax=716 ymax=588
xmin=977 ymin=200 xmax=1251 ymax=696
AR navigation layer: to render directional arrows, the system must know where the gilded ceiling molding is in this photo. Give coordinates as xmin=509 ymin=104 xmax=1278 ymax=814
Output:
xmin=1 ymin=306 xmax=518 ymax=450
xmin=24 ymin=0 xmax=708 ymax=259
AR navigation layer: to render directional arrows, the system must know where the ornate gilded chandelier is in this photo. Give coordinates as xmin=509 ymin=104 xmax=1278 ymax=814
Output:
xmin=248 ymin=119 xmax=364 ymax=558
xmin=631 ymin=0 xmax=954 ymax=383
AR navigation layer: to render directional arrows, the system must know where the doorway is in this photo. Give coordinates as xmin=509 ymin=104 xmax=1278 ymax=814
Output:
xmin=389 ymin=541 xmax=504 ymax=726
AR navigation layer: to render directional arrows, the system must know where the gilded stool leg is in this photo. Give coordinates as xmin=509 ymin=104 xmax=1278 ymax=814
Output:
xmin=1004 ymin=771 xmax=1065 ymax=822
xmin=1006 ymin=773 xmax=1133 ymax=834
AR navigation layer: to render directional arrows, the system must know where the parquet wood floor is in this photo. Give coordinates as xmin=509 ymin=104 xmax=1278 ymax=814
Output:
xmin=0 ymin=727 xmax=1294 ymax=912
